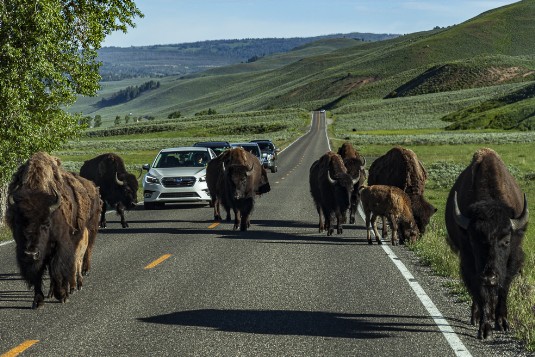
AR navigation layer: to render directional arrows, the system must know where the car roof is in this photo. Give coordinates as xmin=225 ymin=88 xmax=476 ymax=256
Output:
xmin=159 ymin=146 xmax=211 ymax=153
xmin=193 ymin=141 xmax=231 ymax=147
xmin=250 ymin=139 xmax=273 ymax=143
xmin=231 ymin=142 xmax=259 ymax=147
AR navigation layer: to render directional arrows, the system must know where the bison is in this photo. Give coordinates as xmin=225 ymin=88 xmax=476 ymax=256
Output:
xmin=359 ymin=185 xmax=419 ymax=245
xmin=220 ymin=147 xmax=271 ymax=231
xmin=206 ymin=149 xmax=233 ymax=222
xmin=337 ymin=142 xmax=366 ymax=224
xmin=6 ymin=152 xmax=102 ymax=309
xmin=80 ymin=153 xmax=138 ymax=228
xmin=309 ymin=151 xmax=358 ymax=236
xmin=445 ymin=148 xmax=528 ymax=340
xmin=368 ymin=146 xmax=436 ymax=237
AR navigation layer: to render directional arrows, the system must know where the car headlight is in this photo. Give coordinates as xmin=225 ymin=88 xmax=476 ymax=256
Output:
xmin=199 ymin=175 xmax=207 ymax=182
xmin=145 ymin=174 xmax=160 ymax=184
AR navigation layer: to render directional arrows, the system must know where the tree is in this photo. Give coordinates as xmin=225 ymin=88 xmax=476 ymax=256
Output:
xmin=0 ymin=1 xmax=142 ymax=225
xmin=94 ymin=115 xmax=102 ymax=127
xmin=114 ymin=116 xmax=121 ymax=126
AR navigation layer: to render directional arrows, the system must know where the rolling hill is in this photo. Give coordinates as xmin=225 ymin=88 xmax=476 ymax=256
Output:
xmin=71 ymin=0 xmax=535 ymax=130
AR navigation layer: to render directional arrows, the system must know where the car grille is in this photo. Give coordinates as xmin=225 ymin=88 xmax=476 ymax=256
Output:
xmin=161 ymin=176 xmax=196 ymax=188
xmin=159 ymin=192 xmax=200 ymax=198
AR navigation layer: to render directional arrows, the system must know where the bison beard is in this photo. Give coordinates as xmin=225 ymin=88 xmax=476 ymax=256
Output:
xmin=445 ymin=148 xmax=529 ymax=339
xmin=6 ymin=152 xmax=102 ymax=309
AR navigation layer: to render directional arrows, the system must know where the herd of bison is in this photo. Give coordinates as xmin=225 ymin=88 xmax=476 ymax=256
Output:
xmin=4 ymin=142 xmax=529 ymax=340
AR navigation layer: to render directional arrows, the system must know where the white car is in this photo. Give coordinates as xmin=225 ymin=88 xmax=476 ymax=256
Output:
xmin=142 ymin=147 xmax=217 ymax=209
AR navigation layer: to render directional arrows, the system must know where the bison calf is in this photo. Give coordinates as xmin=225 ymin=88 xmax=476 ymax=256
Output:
xmin=360 ymin=185 xmax=419 ymax=245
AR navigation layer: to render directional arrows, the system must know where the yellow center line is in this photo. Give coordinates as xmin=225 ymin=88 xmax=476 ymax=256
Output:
xmin=1 ymin=340 xmax=39 ymax=357
xmin=208 ymin=222 xmax=220 ymax=229
xmin=144 ymin=254 xmax=172 ymax=270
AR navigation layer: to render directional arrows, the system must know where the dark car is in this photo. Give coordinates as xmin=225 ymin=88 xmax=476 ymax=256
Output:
xmin=250 ymin=140 xmax=279 ymax=173
xmin=193 ymin=141 xmax=231 ymax=156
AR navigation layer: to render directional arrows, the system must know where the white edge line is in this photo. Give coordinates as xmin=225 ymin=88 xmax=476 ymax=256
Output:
xmin=333 ymin=107 xmax=471 ymax=357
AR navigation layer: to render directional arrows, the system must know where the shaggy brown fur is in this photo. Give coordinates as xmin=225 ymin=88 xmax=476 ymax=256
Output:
xmin=6 ymin=152 xmax=102 ymax=308
xmin=367 ymin=146 xmax=436 ymax=235
xmin=360 ymin=185 xmax=419 ymax=246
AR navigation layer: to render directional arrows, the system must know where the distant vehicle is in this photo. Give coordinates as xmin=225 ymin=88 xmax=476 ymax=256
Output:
xmin=230 ymin=142 xmax=263 ymax=163
xmin=250 ymin=139 xmax=279 ymax=173
xmin=142 ymin=147 xmax=217 ymax=209
xmin=193 ymin=141 xmax=231 ymax=156
xmin=320 ymin=109 xmax=326 ymax=113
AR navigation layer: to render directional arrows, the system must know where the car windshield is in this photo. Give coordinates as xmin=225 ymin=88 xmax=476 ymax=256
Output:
xmin=154 ymin=151 xmax=209 ymax=168
xmin=237 ymin=145 xmax=260 ymax=158
xmin=255 ymin=142 xmax=273 ymax=152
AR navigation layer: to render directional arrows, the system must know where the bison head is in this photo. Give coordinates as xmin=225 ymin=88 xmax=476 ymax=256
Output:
xmin=453 ymin=192 xmax=529 ymax=286
xmin=8 ymin=189 xmax=62 ymax=263
xmin=327 ymin=170 xmax=358 ymax=221
xmin=116 ymin=172 xmax=139 ymax=208
xmin=226 ymin=163 xmax=255 ymax=200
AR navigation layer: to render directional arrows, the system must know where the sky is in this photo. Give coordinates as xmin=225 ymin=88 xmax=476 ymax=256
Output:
xmin=103 ymin=0 xmax=520 ymax=47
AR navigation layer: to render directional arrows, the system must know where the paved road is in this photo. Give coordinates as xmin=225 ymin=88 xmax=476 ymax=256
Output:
xmin=0 ymin=112 xmax=529 ymax=356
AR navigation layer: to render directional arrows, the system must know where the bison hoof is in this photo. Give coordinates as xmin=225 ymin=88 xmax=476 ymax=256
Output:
xmin=496 ymin=317 xmax=510 ymax=332
xmin=349 ymin=217 xmax=355 ymax=224
xmin=214 ymin=215 xmax=222 ymax=221
xmin=32 ymin=295 xmax=45 ymax=309
xmin=377 ymin=240 xmax=383 ymax=245
xmin=478 ymin=323 xmax=493 ymax=339
xmin=122 ymin=223 xmax=129 ymax=228
xmin=337 ymin=228 xmax=343 ymax=234
xmin=368 ymin=240 xmax=373 ymax=245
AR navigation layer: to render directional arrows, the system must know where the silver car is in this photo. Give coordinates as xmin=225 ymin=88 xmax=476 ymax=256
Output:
xmin=142 ymin=147 xmax=217 ymax=209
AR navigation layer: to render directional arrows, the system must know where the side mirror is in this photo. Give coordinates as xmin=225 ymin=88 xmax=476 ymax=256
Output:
xmin=142 ymin=164 xmax=150 ymax=171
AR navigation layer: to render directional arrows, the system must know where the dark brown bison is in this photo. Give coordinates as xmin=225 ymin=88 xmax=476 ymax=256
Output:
xmin=80 ymin=153 xmax=138 ymax=228
xmin=309 ymin=151 xmax=358 ymax=236
xmin=337 ymin=142 xmax=366 ymax=224
xmin=6 ymin=152 xmax=102 ymax=309
xmin=220 ymin=148 xmax=270 ymax=230
xmin=445 ymin=148 xmax=528 ymax=340
xmin=368 ymin=146 xmax=436 ymax=236
xmin=360 ymin=185 xmax=419 ymax=245
xmin=206 ymin=149 xmax=232 ymax=221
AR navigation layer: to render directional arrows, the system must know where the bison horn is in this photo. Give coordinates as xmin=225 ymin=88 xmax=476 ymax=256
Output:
xmin=8 ymin=194 xmax=15 ymax=205
xmin=511 ymin=194 xmax=529 ymax=231
xmin=115 ymin=172 xmax=124 ymax=186
xmin=327 ymin=170 xmax=336 ymax=184
xmin=221 ymin=162 xmax=226 ymax=173
xmin=246 ymin=163 xmax=254 ymax=176
xmin=361 ymin=156 xmax=366 ymax=168
xmin=352 ymin=177 xmax=359 ymax=186
xmin=49 ymin=189 xmax=62 ymax=213
xmin=453 ymin=191 xmax=470 ymax=230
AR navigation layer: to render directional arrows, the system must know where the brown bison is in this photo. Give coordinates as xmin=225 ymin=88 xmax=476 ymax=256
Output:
xmin=6 ymin=152 xmax=102 ymax=309
xmin=220 ymin=148 xmax=270 ymax=230
xmin=80 ymin=153 xmax=138 ymax=228
xmin=337 ymin=142 xmax=366 ymax=224
xmin=206 ymin=149 xmax=232 ymax=221
xmin=360 ymin=185 xmax=419 ymax=245
xmin=309 ymin=151 xmax=358 ymax=236
xmin=445 ymin=148 xmax=528 ymax=339
xmin=368 ymin=146 xmax=436 ymax=236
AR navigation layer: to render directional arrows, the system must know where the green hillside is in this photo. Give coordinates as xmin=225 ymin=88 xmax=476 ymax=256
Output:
xmin=70 ymin=0 xmax=535 ymax=131
xmin=443 ymin=82 xmax=535 ymax=130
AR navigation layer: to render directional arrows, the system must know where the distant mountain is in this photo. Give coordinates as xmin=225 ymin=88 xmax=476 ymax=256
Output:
xmin=97 ymin=33 xmax=399 ymax=80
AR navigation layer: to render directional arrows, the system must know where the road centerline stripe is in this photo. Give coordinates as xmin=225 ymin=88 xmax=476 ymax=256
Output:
xmin=208 ymin=222 xmax=220 ymax=229
xmin=1 ymin=340 xmax=39 ymax=357
xmin=144 ymin=254 xmax=172 ymax=269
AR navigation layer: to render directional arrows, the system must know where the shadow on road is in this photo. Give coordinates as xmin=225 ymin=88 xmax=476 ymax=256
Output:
xmin=138 ymin=308 xmax=441 ymax=339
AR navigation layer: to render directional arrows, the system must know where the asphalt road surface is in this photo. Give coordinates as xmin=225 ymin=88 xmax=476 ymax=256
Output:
xmin=0 ymin=112 xmax=530 ymax=356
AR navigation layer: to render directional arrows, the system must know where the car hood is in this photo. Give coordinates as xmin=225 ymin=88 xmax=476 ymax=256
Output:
xmin=148 ymin=167 xmax=206 ymax=178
